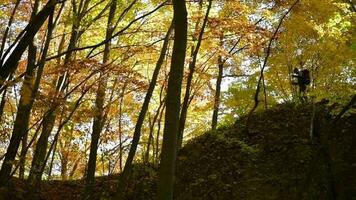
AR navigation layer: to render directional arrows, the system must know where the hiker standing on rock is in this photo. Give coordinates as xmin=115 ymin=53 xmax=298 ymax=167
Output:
xmin=292 ymin=67 xmax=310 ymax=101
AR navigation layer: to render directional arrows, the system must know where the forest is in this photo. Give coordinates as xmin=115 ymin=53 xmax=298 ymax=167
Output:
xmin=0 ymin=0 xmax=355 ymax=199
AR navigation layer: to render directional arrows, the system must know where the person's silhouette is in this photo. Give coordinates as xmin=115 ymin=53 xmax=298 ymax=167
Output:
xmin=292 ymin=68 xmax=310 ymax=101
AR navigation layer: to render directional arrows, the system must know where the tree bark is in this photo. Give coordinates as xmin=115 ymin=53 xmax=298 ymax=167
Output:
xmin=0 ymin=89 xmax=8 ymax=124
xmin=212 ymin=53 xmax=223 ymax=130
xmin=19 ymin=0 xmax=41 ymax=179
xmin=25 ymin=8 xmax=58 ymax=186
xmin=0 ymin=0 xmax=52 ymax=187
xmin=155 ymin=102 xmax=165 ymax=164
xmin=157 ymin=0 xmax=188 ymax=198
xmin=36 ymin=0 xmax=88 ymax=160
xmin=84 ymin=0 xmax=116 ymax=199
xmin=28 ymin=0 xmax=90 ymax=185
xmin=177 ymin=0 xmax=212 ymax=149
xmin=118 ymin=84 xmax=126 ymax=173
xmin=113 ymin=21 xmax=173 ymax=200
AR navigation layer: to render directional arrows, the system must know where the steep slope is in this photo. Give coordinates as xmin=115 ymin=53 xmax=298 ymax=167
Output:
xmin=1 ymin=103 xmax=355 ymax=200
xmin=175 ymin=103 xmax=356 ymax=200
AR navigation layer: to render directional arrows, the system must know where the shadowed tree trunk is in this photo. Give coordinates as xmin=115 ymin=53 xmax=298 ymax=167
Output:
xmin=157 ymin=0 xmax=188 ymax=198
xmin=25 ymin=7 xmax=62 ymax=186
xmin=118 ymin=83 xmax=127 ymax=173
xmin=47 ymin=139 xmax=57 ymax=180
xmin=84 ymin=0 xmax=117 ymax=199
xmin=0 ymin=1 xmax=55 ymax=187
xmin=212 ymin=35 xmax=224 ymax=130
xmin=177 ymin=0 xmax=212 ymax=149
xmin=19 ymin=0 xmax=40 ymax=179
xmin=113 ymin=21 xmax=173 ymax=200
xmin=155 ymin=102 xmax=165 ymax=164
xmin=153 ymin=80 xmax=167 ymax=164
xmin=24 ymin=13 xmax=57 ymax=198
xmin=0 ymin=89 xmax=8 ymax=124
xmin=27 ymin=0 xmax=91 ymax=186
xmin=212 ymin=54 xmax=224 ymax=130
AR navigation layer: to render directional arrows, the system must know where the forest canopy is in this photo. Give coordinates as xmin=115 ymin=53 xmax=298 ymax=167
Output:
xmin=0 ymin=0 xmax=355 ymax=199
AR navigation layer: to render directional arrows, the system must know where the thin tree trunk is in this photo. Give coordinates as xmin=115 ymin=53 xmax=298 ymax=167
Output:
xmin=38 ymin=87 xmax=88 ymax=182
xmin=19 ymin=0 xmax=41 ymax=179
xmin=25 ymin=8 xmax=58 ymax=186
xmin=177 ymin=0 xmax=212 ymax=149
xmin=118 ymin=85 xmax=126 ymax=173
xmin=84 ymin=0 xmax=117 ymax=198
xmin=26 ymin=13 xmax=63 ymax=184
xmin=212 ymin=53 xmax=223 ymax=130
xmin=59 ymin=122 xmax=75 ymax=181
xmin=157 ymin=0 xmax=188 ymax=198
xmin=155 ymin=102 xmax=165 ymax=164
xmin=246 ymin=0 xmax=300 ymax=129
xmin=0 ymin=0 xmax=49 ymax=186
xmin=28 ymin=0 xmax=88 ymax=186
xmin=154 ymin=50 xmax=168 ymax=165
xmin=0 ymin=89 xmax=8 ymax=123
xmin=69 ymin=157 xmax=80 ymax=179
xmin=47 ymin=139 xmax=57 ymax=180
xmin=144 ymin=115 xmax=153 ymax=163
xmin=113 ymin=22 xmax=173 ymax=199
xmin=144 ymin=100 xmax=164 ymax=164
xmin=262 ymin=72 xmax=267 ymax=109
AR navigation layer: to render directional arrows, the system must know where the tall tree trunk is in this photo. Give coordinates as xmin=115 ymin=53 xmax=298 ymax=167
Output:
xmin=114 ymin=22 xmax=173 ymax=199
xmin=212 ymin=53 xmax=223 ymax=130
xmin=1 ymin=68 xmax=35 ymax=183
xmin=19 ymin=0 xmax=41 ymax=179
xmin=177 ymin=0 xmax=212 ymax=149
xmin=157 ymin=0 xmax=188 ymax=198
xmin=25 ymin=8 xmax=58 ymax=186
xmin=0 ymin=0 xmax=48 ymax=187
xmin=118 ymin=84 xmax=126 ymax=173
xmin=84 ymin=0 xmax=116 ymax=199
xmin=28 ymin=0 xmax=89 ymax=185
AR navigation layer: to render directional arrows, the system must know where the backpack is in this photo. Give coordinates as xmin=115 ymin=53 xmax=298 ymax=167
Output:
xmin=301 ymin=69 xmax=310 ymax=85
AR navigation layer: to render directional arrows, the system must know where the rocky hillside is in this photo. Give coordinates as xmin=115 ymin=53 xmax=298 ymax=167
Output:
xmin=175 ymin=103 xmax=356 ymax=200
xmin=1 ymin=102 xmax=355 ymax=200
